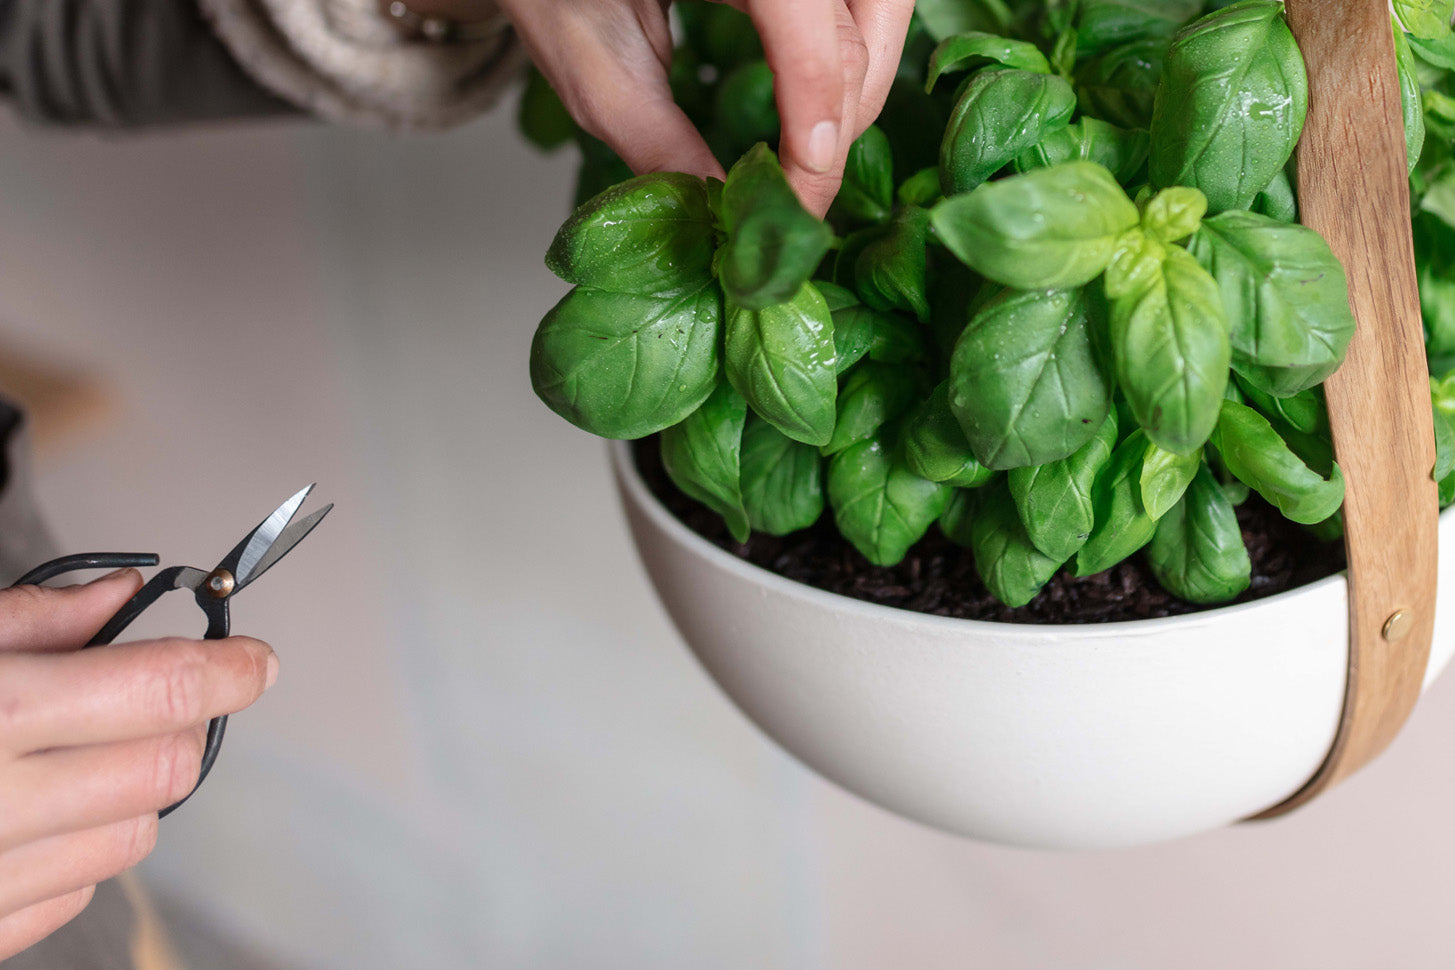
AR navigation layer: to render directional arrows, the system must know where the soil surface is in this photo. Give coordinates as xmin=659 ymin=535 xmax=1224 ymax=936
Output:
xmin=633 ymin=438 xmax=1347 ymax=624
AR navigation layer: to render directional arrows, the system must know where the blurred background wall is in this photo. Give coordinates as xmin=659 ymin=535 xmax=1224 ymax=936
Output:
xmin=4 ymin=95 xmax=1455 ymax=970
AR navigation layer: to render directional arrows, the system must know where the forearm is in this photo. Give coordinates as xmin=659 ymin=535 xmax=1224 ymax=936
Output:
xmin=0 ymin=0 xmax=294 ymax=126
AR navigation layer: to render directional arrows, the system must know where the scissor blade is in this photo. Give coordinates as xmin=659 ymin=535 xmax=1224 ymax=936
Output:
xmin=229 ymin=485 xmax=313 ymax=587
xmin=234 ymin=503 xmax=332 ymax=592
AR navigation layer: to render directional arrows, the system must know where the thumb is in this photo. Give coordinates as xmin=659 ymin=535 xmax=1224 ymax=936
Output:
xmin=0 ymin=569 xmax=145 ymax=654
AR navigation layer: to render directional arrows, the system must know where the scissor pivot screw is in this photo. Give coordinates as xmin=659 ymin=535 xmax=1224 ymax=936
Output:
xmin=205 ymin=569 xmax=236 ymax=599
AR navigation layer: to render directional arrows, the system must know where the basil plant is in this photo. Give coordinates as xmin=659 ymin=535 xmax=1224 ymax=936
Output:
xmin=525 ymin=0 xmax=1455 ymax=609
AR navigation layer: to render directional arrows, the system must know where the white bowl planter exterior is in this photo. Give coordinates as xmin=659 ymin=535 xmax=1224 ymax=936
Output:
xmin=611 ymin=442 xmax=1455 ymax=849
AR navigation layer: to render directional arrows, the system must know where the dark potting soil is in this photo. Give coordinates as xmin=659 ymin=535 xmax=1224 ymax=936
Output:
xmin=633 ymin=438 xmax=1347 ymax=624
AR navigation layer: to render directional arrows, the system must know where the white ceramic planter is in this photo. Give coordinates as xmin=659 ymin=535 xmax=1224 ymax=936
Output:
xmin=611 ymin=442 xmax=1455 ymax=849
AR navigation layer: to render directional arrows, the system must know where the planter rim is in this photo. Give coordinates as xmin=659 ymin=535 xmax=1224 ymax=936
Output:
xmin=610 ymin=439 xmax=1356 ymax=638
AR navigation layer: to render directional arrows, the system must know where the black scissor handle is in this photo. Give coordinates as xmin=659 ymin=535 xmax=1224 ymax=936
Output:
xmin=10 ymin=554 xmax=225 ymax=818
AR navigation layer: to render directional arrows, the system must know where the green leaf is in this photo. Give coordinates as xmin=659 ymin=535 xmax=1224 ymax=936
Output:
xmin=1075 ymin=429 xmax=1159 ymax=576
xmin=1076 ymin=0 xmax=1203 ymax=57
xmin=660 ymin=383 xmax=750 ymax=542
xmin=546 ymin=173 xmax=715 ymax=296
xmin=725 ymin=283 xmax=838 ymax=446
xmin=1107 ymin=234 xmax=1231 ymax=454
xmin=1075 ymin=38 xmax=1166 ymax=130
xmin=1233 ymin=375 xmax=1326 ymax=436
xmin=914 ymin=0 xmax=1015 ymax=41
xmin=678 ymin=2 xmax=763 ymax=67
xmin=967 ymin=479 xmax=1067 ymax=608
xmin=1008 ymin=406 xmax=1118 ymax=561
xmin=517 ymin=67 xmax=574 ymax=151
xmin=855 ymin=206 xmax=932 ymax=321
xmin=939 ymin=69 xmax=1077 ymax=195
xmin=1188 ymin=210 xmax=1356 ymax=397
xmin=835 ymin=126 xmax=895 ymax=224
xmin=715 ymin=61 xmax=780 ymax=150
xmin=530 ymin=282 xmax=722 ymax=439
xmin=1148 ymin=1 xmax=1308 ymax=213
xmin=949 ymin=286 xmax=1112 ymax=470
xmin=718 ymin=144 xmax=834 ymax=310
xmin=925 ymin=31 xmax=1052 ymax=92
xmin=739 ymin=415 xmax=825 ymax=535
xmin=829 ymin=437 xmax=952 ymax=566
xmin=1434 ymin=401 xmax=1455 ymax=484
xmin=897 ymin=167 xmax=944 ymax=208
xmin=1138 ymin=438 xmax=1202 ymax=519
xmin=828 ymin=293 xmax=927 ymax=375
xmin=1012 ymin=117 xmax=1150 ymax=185
xmin=1395 ymin=24 xmax=1428 ymax=175
xmin=931 ymin=162 xmax=1140 ymax=290
xmin=1251 ymin=168 xmax=1297 ymax=223
xmin=1394 ymin=0 xmax=1454 ymax=39
xmin=1146 ymin=464 xmax=1251 ymax=603
xmin=822 ymin=363 xmax=920 ymax=456
xmin=904 ymin=382 xmax=996 ymax=486
xmin=1210 ymin=399 xmax=1345 ymax=524
xmin=1140 ymin=186 xmax=1207 ymax=244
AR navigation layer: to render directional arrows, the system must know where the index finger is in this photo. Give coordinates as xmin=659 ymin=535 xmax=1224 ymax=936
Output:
xmin=0 ymin=636 xmax=276 ymax=754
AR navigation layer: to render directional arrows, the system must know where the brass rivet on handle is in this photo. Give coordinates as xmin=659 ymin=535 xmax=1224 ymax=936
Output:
xmin=205 ymin=569 xmax=235 ymax=600
xmin=1383 ymin=611 xmax=1412 ymax=643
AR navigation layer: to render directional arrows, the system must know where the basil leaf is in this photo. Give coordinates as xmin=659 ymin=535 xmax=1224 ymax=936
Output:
xmin=1188 ymin=210 xmax=1356 ymax=397
xmin=904 ymin=382 xmax=996 ymax=487
xmin=725 ymin=283 xmax=838 ymax=446
xmin=1233 ymin=375 xmax=1326 ymax=436
xmin=1395 ymin=24 xmax=1427 ymax=175
xmin=740 ymin=415 xmax=825 ymax=535
xmin=677 ymin=2 xmax=762 ymax=67
xmin=925 ymin=31 xmax=1052 ymax=93
xmin=1075 ymin=429 xmax=1158 ymax=576
xmin=531 ymin=283 xmax=722 ymax=439
xmin=1149 ymin=2 xmax=1308 ymax=213
xmin=829 ymin=437 xmax=952 ymax=566
xmin=829 ymin=295 xmax=927 ymax=375
xmin=1012 ymin=117 xmax=1150 ymax=185
xmin=835 ymin=126 xmax=895 ymax=225
xmin=715 ymin=61 xmax=780 ymax=151
xmin=1076 ymin=0 xmax=1202 ymax=57
xmin=897 ymin=167 xmax=944 ymax=208
xmin=1146 ymin=464 xmax=1252 ymax=603
xmin=1107 ymin=235 xmax=1231 ymax=454
xmin=1394 ymin=0 xmax=1455 ymax=39
xmin=855 ymin=206 xmax=931 ymax=321
xmin=718 ymin=144 xmax=834 ymax=310
xmin=1140 ymin=186 xmax=1207 ymax=244
xmin=518 ymin=67 xmax=574 ymax=152
xmin=1075 ymin=38 xmax=1166 ymax=130
xmin=949 ymin=286 xmax=1112 ymax=470
xmin=968 ymin=479 xmax=1067 ymax=608
xmin=822 ymin=363 xmax=920 ymax=456
xmin=546 ymin=173 xmax=715 ymax=296
xmin=1008 ymin=406 xmax=1119 ymax=561
xmin=914 ymin=0 xmax=1015 ymax=41
xmin=931 ymin=162 xmax=1140 ymax=290
xmin=660 ymin=383 xmax=750 ymax=542
xmin=1251 ymin=168 xmax=1297 ymax=223
xmin=1210 ymin=399 xmax=1345 ymax=524
xmin=1138 ymin=439 xmax=1202 ymax=519
xmin=939 ymin=69 xmax=1077 ymax=195
xmin=1434 ymin=402 xmax=1455 ymax=484
xmin=939 ymin=486 xmax=977 ymax=546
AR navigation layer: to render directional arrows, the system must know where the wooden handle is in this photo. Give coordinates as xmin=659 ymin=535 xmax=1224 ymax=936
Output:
xmin=1252 ymin=0 xmax=1439 ymax=819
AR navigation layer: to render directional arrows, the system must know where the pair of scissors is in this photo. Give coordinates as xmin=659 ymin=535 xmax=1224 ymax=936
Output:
xmin=11 ymin=484 xmax=332 ymax=817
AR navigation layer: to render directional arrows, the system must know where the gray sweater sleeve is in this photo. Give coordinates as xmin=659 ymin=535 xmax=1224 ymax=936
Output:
xmin=0 ymin=0 xmax=295 ymax=125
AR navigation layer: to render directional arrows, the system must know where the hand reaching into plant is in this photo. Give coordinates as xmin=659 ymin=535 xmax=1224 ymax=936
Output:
xmin=496 ymin=0 xmax=916 ymax=216
xmin=0 ymin=571 xmax=277 ymax=960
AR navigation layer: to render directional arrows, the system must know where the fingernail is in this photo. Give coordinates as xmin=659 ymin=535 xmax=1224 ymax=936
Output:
xmin=805 ymin=120 xmax=838 ymax=174
xmin=87 ymin=567 xmax=139 ymax=587
xmin=264 ymin=652 xmax=279 ymax=690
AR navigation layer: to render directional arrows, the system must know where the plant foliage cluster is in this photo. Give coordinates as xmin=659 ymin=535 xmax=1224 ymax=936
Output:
xmin=523 ymin=0 xmax=1455 ymax=608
